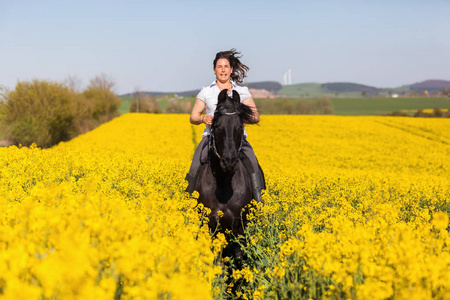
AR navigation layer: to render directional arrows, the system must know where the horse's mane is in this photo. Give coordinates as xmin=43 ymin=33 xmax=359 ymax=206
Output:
xmin=214 ymin=89 xmax=259 ymax=125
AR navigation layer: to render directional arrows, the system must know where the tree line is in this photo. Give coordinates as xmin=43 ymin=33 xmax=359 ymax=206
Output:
xmin=0 ymin=79 xmax=335 ymax=148
xmin=0 ymin=75 xmax=120 ymax=148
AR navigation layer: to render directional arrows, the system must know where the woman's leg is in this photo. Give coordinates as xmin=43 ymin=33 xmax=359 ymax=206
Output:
xmin=241 ymin=139 xmax=264 ymax=202
xmin=185 ymin=136 xmax=209 ymax=194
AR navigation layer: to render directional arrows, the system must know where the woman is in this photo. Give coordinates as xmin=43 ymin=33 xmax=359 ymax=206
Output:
xmin=185 ymin=49 xmax=264 ymax=202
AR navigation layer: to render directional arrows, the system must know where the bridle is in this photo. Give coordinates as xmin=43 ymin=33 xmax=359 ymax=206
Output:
xmin=209 ymin=111 xmax=244 ymax=160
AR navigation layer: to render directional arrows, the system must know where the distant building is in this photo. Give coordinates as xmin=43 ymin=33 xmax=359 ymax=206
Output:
xmin=392 ymin=94 xmax=399 ymax=98
xmin=283 ymin=69 xmax=292 ymax=85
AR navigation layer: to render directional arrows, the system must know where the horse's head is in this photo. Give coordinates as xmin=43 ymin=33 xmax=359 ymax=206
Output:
xmin=210 ymin=89 xmax=256 ymax=173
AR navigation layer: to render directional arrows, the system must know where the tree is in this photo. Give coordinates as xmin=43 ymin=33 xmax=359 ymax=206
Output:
xmin=64 ymin=74 xmax=83 ymax=92
xmin=432 ymin=91 xmax=441 ymax=97
xmin=83 ymin=74 xmax=120 ymax=122
xmin=88 ymin=73 xmax=116 ymax=92
xmin=315 ymin=98 xmax=334 ymax=115
xmin=130 ymin=92 xmax=162 ymax=113
xmin=164 ymin=100 xmax=190 ymax=114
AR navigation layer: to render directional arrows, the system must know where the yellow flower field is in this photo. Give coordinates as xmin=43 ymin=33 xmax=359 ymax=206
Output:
xmin=0 ymin=114 xmax=449 ymax=299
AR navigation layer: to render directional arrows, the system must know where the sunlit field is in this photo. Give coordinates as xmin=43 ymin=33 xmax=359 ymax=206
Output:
xmin=1 ymin=114 xmax=449 ymax=299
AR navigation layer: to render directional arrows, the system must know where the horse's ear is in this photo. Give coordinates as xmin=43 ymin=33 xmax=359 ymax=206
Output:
xmin=232 ymin=90 xmax=240 ymax=103
xmin=218 ymin=89 xmax=228 ymax=104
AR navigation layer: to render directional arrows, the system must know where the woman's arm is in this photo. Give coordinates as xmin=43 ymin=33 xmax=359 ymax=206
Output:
xmin=242 ymin=97 xmax=260 ymax=123
xmin=189 ymin=98 xmax=213 ymax=125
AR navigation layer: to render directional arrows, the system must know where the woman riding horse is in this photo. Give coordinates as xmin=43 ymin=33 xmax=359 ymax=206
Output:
xmin=185 ymin=49 xmax=264 ymax=203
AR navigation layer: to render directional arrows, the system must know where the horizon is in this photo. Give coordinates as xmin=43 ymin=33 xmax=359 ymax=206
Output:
xmin=1 ymin=0 xmax=450 ymax=94
xmin=119 ymin=78 xmax=450 ymax=96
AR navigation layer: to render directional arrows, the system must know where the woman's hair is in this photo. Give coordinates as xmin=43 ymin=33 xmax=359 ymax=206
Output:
xmin=213 ymin=49 xmax=249 ymax=85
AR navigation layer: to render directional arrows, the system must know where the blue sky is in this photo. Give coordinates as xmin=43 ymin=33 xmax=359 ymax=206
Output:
xmin=1 ymin=0 xmax=449 ymax=94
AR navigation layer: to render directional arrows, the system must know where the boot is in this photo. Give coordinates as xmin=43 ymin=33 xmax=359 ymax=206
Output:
xmin=185 ymin=173 xmax=197 ymax=198
xmin=249 ymin=172 xmax=264 ymax=204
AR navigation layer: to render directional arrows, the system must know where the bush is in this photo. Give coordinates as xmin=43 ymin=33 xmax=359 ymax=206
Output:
xmin=315 ymin=98 xmax=334 ymax=114
xmin=164 ymin=101 xmax=191 ymax=114
xmin=413 ymin=109 xmax=427 ymax=118
xmin=0 ymin=75 xmax=121 ymax=147
xmin=412 ymin=108 xmax=449 ymax=118
xmin=129 ymin=94 xmax=162 ymax=113
xmin=295 ymin=99 xmax=315 ymax=114
xmin=433 ymin=107 xmax=443 ymax=117
xmin=256 ymin=98 xmax=333 ymax=115
xmin=1 ymin=80 xmax=81 ymax=147
xmin=383 ymin=111 xmax=411 ymax=117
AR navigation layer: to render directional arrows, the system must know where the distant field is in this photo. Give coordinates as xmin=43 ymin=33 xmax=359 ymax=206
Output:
xmin=119 ymin=96 xmax=450 ymax=116
xmin=120 ymin=97 xmax=195 ymax=114
xmin=277 ymin=83 xmax=395 ymax=98
xmin=278 ymin=83 xmax=325 ymax=97
xmin=120 ymin=97 xmax=173 ymax=114
xmin=119 ymin=97 xmax=133 ymax=114
xmin=329 ymin=97 xmax=450 ymax=115
xmin=253 ymin=97 xmax=450 ymax=116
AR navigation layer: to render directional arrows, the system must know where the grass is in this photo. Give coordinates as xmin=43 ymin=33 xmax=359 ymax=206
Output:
xmin=119 ymin=97 xmax=133 ymax=115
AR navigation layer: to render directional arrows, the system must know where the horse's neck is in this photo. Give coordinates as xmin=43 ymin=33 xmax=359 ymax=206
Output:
xmin=209 ymin=154 xmax=222 ymax=176
xmin=210 ymin=155 xmax=233 ymax=184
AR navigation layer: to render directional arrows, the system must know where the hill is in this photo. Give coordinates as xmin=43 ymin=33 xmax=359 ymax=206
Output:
xmin=121 ymin=90 xmax=200 ymax=98
xmin=278 ymin=79 xmax=450 ymax=98
xmin=119 ymin=81 xmax=282 ymax=98
xmin=409 ymin=80 xmax=450 ymax=93
xmin=322 ymin=82 xmax=381 ymax=94
xmin=119 ymin=79 xmax=450 ymax=99
xmin=246 ymin=81 xmax=282 ymax=91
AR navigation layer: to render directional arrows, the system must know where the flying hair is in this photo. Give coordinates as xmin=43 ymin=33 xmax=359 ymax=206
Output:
xmin=213 ymin=49 xmax=249 ymax=85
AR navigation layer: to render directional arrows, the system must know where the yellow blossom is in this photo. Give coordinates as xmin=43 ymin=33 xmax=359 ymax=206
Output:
xmin=432 ymin=211 xmax=449 ymax=231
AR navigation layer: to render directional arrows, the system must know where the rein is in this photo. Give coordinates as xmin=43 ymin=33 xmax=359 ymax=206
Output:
xmin=209 ymin=111 xmax=244 ymax=160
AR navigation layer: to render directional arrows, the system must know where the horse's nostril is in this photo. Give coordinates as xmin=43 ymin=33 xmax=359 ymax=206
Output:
xmin=220 ymin=157 xmax=238 ymax=173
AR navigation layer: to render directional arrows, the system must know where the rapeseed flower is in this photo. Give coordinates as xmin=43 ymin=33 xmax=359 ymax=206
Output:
xmin=1 ymin=114 xmax=450 ymax=299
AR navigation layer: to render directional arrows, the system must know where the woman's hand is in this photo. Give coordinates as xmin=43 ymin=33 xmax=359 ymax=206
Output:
xmin=202 ymin=115 xmax=214 ymax=126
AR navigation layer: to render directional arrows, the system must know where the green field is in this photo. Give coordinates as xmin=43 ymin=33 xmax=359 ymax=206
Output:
xmin=119 ymin=96 xmax=450 ymax=116
xmin=277 ymin=82 xmax=420 ymax=98
xmin=329 ymin=97 xmax=450 ymax=115
xmin=277 ymin=83 xmax=390 ymax=98
xmin=120 ymin=97 xmax=196 ymax=114
xmin=278 ymin=83 xmax=325 ymax=97
xmin=119 ymin=97 xmax=134 ymax=114
xmin=253 ymin=97 xmax=450 ymax=116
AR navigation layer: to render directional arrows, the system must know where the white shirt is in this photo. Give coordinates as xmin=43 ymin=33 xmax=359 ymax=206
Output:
xmin=197 ymin=80 xmax=252 ymax=137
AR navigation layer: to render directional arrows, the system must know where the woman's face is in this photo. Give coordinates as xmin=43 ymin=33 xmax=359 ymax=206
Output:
xmin=214 ymin=58 xmax=233 ymax=83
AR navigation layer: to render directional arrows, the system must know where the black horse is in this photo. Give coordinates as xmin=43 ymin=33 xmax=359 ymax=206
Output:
xmin=196 ymin=89 xmax=260 ymax=244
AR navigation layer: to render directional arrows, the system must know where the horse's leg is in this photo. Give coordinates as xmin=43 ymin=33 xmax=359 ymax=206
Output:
xmin=227 ymin=218 xmax=245 ymax=268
